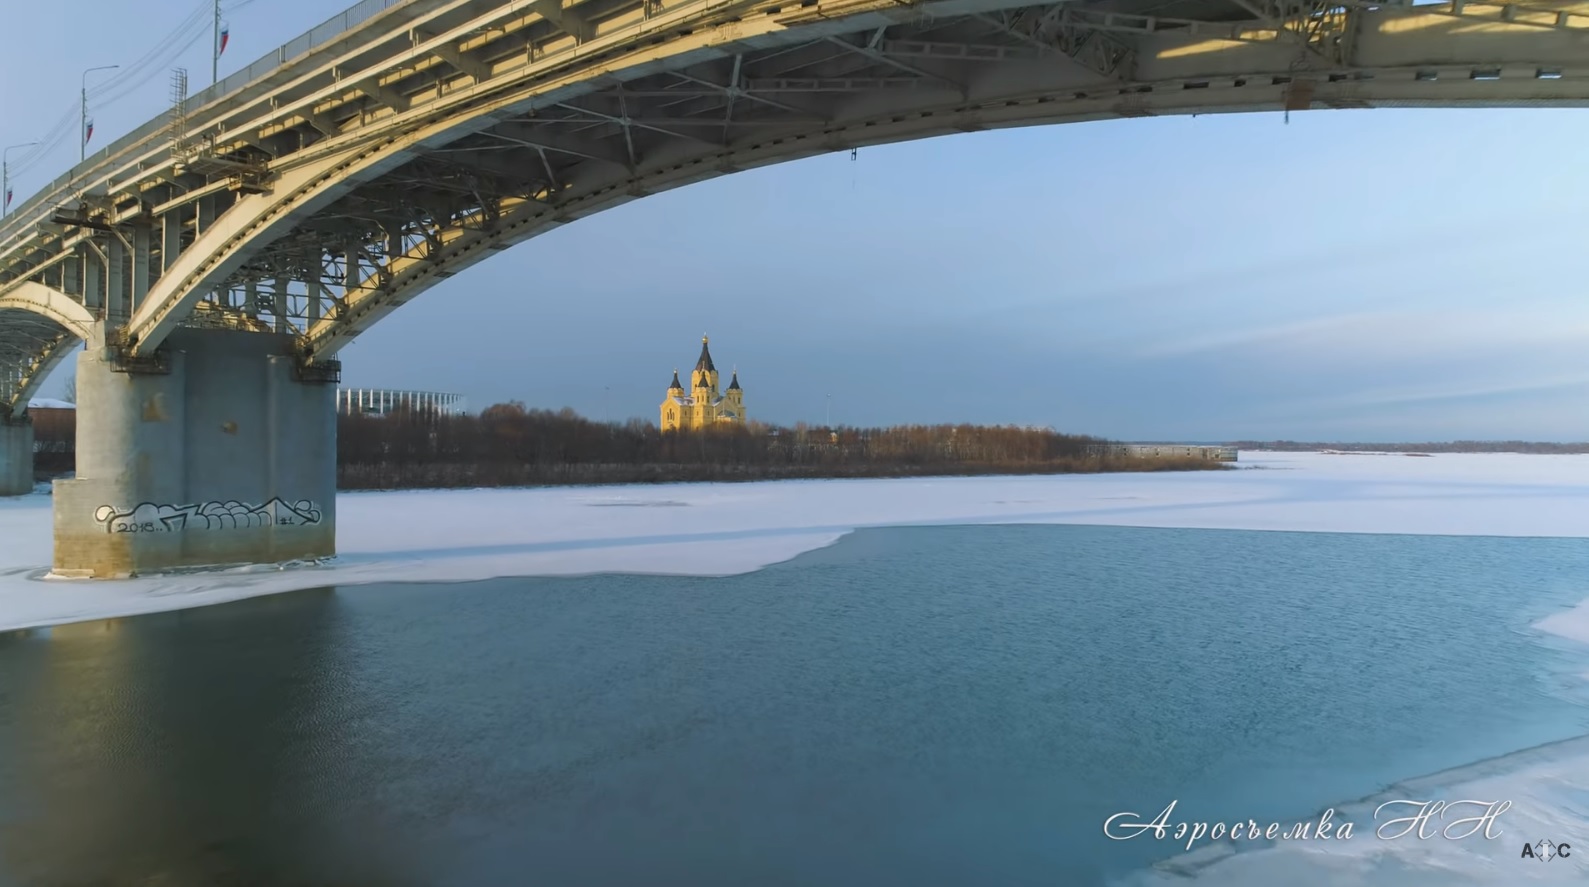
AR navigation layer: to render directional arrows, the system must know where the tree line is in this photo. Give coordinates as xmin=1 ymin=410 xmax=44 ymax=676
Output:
xmin=30 ymin=401 xmax=1229 ymax=488
xmin=336 ymin=402 xmax=1223 ymax=488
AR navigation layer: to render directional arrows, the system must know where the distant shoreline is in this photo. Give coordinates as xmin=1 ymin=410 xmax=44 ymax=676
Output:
xmin=1230 ymin=442 xmax=1589 ymax=454
xmin=334 ymin=457 xmax=1231 ymax=492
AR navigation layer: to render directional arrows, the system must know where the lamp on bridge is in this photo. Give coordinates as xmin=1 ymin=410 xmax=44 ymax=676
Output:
xmin=80 ymin=65 xmax=120 ymax=163
xmin=1 ymin=141 xmax=38 ymax=220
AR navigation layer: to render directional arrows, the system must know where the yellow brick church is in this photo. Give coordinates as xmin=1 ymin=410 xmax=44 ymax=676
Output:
xmin=660 ymin=336 xmax=746 ymax=432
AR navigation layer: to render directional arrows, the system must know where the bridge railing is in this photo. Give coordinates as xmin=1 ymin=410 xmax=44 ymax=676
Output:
xmin=0 ymin=0 xmax=411 ymax=255
xmin=206 ymin=0 xmax=407 ymax=107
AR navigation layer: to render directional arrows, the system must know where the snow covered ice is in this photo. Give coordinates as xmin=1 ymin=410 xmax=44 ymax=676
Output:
xmin=5 ymin=450 xmax=1589 ymax=633
xmin=3 ymin=449 xmax=1589 ymax=887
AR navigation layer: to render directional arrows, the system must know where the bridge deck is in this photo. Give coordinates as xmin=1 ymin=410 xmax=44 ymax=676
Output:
xmin=3 ymin=0 xmax=1589 ymax=413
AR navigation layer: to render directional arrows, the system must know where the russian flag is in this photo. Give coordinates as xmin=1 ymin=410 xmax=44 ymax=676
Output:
xmin=219 ymin=23 xmax=230 ymax=57
xmin=84 ymin=118 xmax=94 ymax=146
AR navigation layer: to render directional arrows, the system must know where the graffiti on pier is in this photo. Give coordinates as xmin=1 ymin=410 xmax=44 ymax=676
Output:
xmin=94 ymin=499 xmax=324 ymax=534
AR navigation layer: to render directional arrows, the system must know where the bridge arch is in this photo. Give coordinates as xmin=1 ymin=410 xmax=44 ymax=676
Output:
xmin=5 ymin=0 xmax=1589 ymax=377
xmin=0 ymin=283 xmax=93 ymax=415
xmin=0 ymin=282 xmax=97 ymax=342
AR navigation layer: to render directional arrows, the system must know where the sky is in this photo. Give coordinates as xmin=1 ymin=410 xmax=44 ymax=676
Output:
xmin=2 ymin=1 xmax=1588 ymax=441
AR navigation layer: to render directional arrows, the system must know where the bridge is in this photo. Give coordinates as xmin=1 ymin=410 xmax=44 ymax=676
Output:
xmin=1 ymin=0 xmax=1586 ymax=575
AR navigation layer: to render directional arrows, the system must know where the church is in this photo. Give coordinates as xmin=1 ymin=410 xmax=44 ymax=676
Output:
xmin=660 ymin=336 xmax=746 ymax=432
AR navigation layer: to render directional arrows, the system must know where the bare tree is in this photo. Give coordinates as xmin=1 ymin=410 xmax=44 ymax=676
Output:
xmin=332 ymin=404 xmax=1222 ymax=491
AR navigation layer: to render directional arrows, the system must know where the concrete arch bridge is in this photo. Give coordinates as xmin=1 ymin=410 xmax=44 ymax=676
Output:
xmin=1 ymin=0 xmax=1586 ymax=574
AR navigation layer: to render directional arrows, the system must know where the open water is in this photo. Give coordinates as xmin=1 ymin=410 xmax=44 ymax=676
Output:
xmin=2 ymin=524 xmax=1588 ymax=886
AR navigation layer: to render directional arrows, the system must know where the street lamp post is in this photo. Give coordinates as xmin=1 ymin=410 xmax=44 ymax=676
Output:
xmin=2 ymin=141 xmax=39 ymax=220
xmin=81 ymin=65 xmax=120 ymax=163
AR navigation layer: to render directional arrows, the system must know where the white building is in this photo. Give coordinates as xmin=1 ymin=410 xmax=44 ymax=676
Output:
xmin=337 ymin=388 xmax=467 ymax=418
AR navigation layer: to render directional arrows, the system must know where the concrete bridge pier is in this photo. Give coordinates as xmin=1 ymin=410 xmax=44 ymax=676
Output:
xmin=52 ymin=324 xmax=337 ymax=578
xmin=0 ymin=414 xmax=32 ymax=496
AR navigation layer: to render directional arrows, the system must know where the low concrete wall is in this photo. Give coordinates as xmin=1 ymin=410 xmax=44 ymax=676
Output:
xmin=53 ymin=326 xmax=336 ymax=578
xmin=0 ymin=417 xmax=32 ymax=496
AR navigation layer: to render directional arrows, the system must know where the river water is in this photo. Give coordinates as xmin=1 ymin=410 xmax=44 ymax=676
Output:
xmin=2 ymin=524 xmax=1587 ymax=886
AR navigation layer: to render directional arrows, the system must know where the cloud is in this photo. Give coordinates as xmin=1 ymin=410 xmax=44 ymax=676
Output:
xmin=1282 ymin=375 xmax=1589 ymax=416
xmin=1131 ymin=313 xmax=1382 ymax=361
xmin=1131 ymin=309 xmax=1589 ymax=365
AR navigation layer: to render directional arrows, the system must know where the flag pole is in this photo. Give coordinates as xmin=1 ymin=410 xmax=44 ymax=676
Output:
xmin=80 ymin=65 xmax=119 ymax=163
xmin=2 ymin=142 xmax=40 ymax=220
xmin=212 ymin=0 xmax=220 ymax=85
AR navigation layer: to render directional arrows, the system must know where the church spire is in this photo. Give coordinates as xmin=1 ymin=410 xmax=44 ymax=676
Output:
xmin=695 ymin=335 xmax=716 ymax=373
xmin=669 ymin=369 xmax=682 ymax=391
xmin=727 ymin=368 xmax=741 ymax=391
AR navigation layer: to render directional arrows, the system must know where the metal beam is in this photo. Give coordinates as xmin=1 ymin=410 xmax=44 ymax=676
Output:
xmin=669 ymin=69 xmax=823 ymax=117
xmin=533 ymin=0 xmax=594 ymax=41
xmin=485 ymin=124 xmax=635 ymax=167
xmin=743 ymin=76 xmax=934 ymax=92
xmin=428 ymin=36 xmax=493 ymax=81
xmin=879 ymin=39 xmax=1044 ymax=62
xmin=823 ymin=35 xmax=965 ymax=90
xmin=358 ymin=79 xmax=412 ymax=113
xmin=973 ymin=11 xmax=1136 ymax=79
xmin=550 ymin=101 xmax=718 ymax=146
xmin=304 ymin=112 xmax=342 ymax=136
